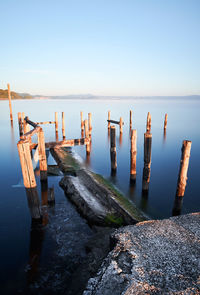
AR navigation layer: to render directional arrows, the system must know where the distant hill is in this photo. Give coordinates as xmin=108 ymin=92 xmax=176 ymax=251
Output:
xmin=0 ymin=89 xmax=32 ymax=100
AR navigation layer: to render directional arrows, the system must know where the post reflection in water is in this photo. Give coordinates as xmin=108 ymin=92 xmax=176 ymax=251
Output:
xmin=172 ymin=196 xmax=183 ymax=216
xmin=163 ymin=129 xmax=167 ymax=143
xmin=41 ymin=180 xmax=49 ymax=226
xmin=128 ymin=179 xmax=136 ymax=202
xmin=142 ymin=132 xmax=152 ymax=195
xmin=119 ymin=132 xmax=123 ymax=147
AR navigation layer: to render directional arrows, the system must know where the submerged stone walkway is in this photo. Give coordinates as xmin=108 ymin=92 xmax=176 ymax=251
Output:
xmin=83 ymin=213 xmax=200 ymax=295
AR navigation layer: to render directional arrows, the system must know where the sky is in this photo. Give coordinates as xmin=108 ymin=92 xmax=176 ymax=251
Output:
xmin=0 ymin=0 xmax=200 ymax=96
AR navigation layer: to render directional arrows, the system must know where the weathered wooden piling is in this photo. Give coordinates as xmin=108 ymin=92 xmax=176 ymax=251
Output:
xmin=17 ymin=140 xmax=37 ymax=188
xmin=48 ymin=187 xmax=55 ymax=204
xmin=119 ymin=117 xmax=123 ymax=134
xmin=110 ymin=125 xmax=117 ymax=171
xmin=88 ymin=113 xmax=92 ymax=136
xmin=62 ymin=112 xmax=66 ymax=140
xmin=7 ymin=83 xmax=13 ymax=122
xmin=81 ymin=111 xmax=84 ymax=133
xmin=84 ymin=119 xmax=90 ymax=155
xmin=130 ymin=110 xmax=132 ymax=130
xmin=130 ymin=129 xmax=137 ymax=182
xmin=176 ymin=140 xmax=192 ymax=197
xmin=164 ymin=114 xmax=168 ymax=130
xmin=108 ymin=111 xmax=111 ymax=129
xmin=146 ymin=112 xmax=151 ymax=133
xmin=18 ymin=112 xmax=23 ymax=138
xmin=142 ymin=132 xmax=152 ymax=192
xmin=37 ymin=128 xmax=47 ymax=181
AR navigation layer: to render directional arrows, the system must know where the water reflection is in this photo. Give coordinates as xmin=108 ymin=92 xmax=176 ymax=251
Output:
xmin=119 ymin=133 xmax=123 ymax=147
xmin=142 ymin=132 xmax=152 ymax=193
xmin=41 ymin=180 xmax=48 ymax=226
xmin=172 ymin=196 xmax=183 ymax=216
xmin=25 ymin=188 xmax=41 ymax=220
xmin=163 ymin=129 xmax=167 ymax=143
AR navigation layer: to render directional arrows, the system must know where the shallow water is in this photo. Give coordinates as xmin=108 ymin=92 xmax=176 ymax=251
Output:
xmin=0 ymin=98 xmax=199 ymax=293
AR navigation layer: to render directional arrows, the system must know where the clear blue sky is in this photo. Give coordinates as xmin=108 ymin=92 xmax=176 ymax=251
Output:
xmin=0 ymin=0 xmax=200 ymax=96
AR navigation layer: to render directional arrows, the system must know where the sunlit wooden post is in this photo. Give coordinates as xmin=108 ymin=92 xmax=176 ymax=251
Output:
xmin=176 ymin=140 xmax=192 ymax=197
xmin=130 ymin=129 xmax=137 ymax=182
xmin=84 ymin=119 xmax=90 ymax=155
xmin=7 ymin=83 xmax=13 ymax=122
xmin=55 ymin=112 xmax=58 ymax=141
xmin=130 ymin=110 xmax=132 ymax=130
xmin=142 ymin=132 xmax=152 ymax=192
xmin=108 ymin=111 xmax=111 ymax=129
xmin=18 ymin=112 xmax=23 ymax=138
xmin=62 ymin=112 xmax=66 ymax=140
xmin=37 ymin=128 xmax=47 ymax=181
xmin=146 ymin=112 xmax=151 ymax=133
xmin=81 ymin=111 xmax=84 ymax=134
xmin=119 ymin=117 xmax=123 ymax=134
xmin=88 ymin=112 xmax=92 ymax=136
xmin=110 ymin=125 xmax=117 ymax=171
xmin=164 ymin=113 xmax=168 ymax=130
xmin=17 ymin=140 xmax=37 ymax=188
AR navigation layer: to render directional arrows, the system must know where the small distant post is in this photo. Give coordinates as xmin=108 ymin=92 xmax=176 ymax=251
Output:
xmin=108 ymin=111 xmax=111 ymax=129
xmin=88 ymin=113 xmax=92 ymax=136
xmin=110 ymin=126 xmax=117 ymax=172
xmin=38 ymin=128 xmax=47 ymax=181
xmin=130 ymin=129 xmax=137 ymax=182
xmin=62 ymin=112 xmax=66 ymax=140
xmin=176 ymin=140 xmax=192 ymax=197
xmin=146 ymin=112 xmax=151 ymax=133
xmin=142 ymin=132 xmax=152 ymax=193
xmin=164 ymin=114 xmax=168 ymax=130
xmin=130 ymin=110 xmax=132 ymax=130
xmin=7 ymin=83 xmax=13 ymax=122
xmin=84 ymin=119 xmax=90 ymax=155
xmin=119 ymin=117 xmax=123 ymax=134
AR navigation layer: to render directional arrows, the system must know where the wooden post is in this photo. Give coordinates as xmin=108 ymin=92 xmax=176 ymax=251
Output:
xmin=18 ymin=112 xmax=23 ymax=138
xmin=164 ymin=114 xmax=168 ymax=130
xmin=7 ymin=83 xmax=13 ymax=122
xmin=37 ymin=128 xmax=47 ymax=181
xmin=81 ymin=111 xmax=84 ymax=133
xmin=108 ymin=111 xmax=111 ymax=129
xmin=142 ymin=132 xmax=152 ymax=192
xmin=110 ymin=126 xmax=117 ymax=171
xmin=22 ymin=112 xmax=25 ymax=134
xmin=55 ymin=112 xmax=58 ymax=141
xmin=62 ymin=112 xmax=66 ymax=140
xmin=88 ymin=113 xmax=92 ymax=136
xmin=48 ymin=187 xmax=55 ymax=204
xmin=84 ymin=119 xmax=90 ymax=155
xmin=119 ymin=117 xmax=123 ymax=134
xmin=17 ymin=140 xmax=37 ymax=188
xmin=130 ymin=129 xmax=137 ymax=182
xmin=176 ymin=140 xmax=192 ymax=197
xmin=146 ymin=112 xmax=151 ymax=133
xmin=130 ymin=110 xmax=132 ymax=130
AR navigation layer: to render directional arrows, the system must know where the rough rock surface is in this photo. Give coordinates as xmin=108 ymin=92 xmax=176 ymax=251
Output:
xmin=83 ymin=213 xmax=200 ymax=295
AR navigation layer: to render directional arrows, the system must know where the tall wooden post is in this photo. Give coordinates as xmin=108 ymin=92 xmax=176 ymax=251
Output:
xmin=119 ymin=117 xmax=123 ymax=134
xmin=130 ymin=110 xmax=132 ymax=130
xmin=164 ymin=114 xmax=168 ymax=130
xmin=88 ymin=113 xmax=92 ymax=136
xmin=38 ymin=128 xmax=47 ymax=181
xmin=18 ymin=112 xmax=23 ymax=138
xmin=176 ymin=140 xmax=192 ymax=197
xmin=7 ymin=83 xmax=13 ymax=122
xmin=55 ymin=112 xmax=58 ymax=141
xmin=130 ymin=130 xmax=137 ymax=182
xmin=146 ymin=112 xmax=151 ymax=133
xmin=62 ymin=112 xmax=66 ymax=140
xmin=84 ymin=119 xmax=90 ymax=155
xmin=17 ymin=140 xmax=37 ymax=188
xmin=108 ymin=111 xmax=111 ymax=129
xmin=110 ymin=126 xmax=117 ymax=171
xmin=142 ymin=132 xmax=152 ymax=193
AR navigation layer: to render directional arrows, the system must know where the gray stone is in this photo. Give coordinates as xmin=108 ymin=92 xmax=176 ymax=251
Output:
xmin=83 ymin=213 xmax=200 ymax=295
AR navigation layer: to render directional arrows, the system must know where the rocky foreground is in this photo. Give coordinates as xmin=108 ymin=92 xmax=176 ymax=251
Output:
xmin=83 ymin=213 xmax=200 ymax=295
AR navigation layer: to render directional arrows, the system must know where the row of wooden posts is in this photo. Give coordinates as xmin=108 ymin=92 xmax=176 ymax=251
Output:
xmin=108 ymin=110 xmax=191 ymax=199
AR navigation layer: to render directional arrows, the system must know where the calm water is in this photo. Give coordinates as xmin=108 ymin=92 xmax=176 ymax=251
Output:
xmin=0 ymin=98 xmax=200 ymax=293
